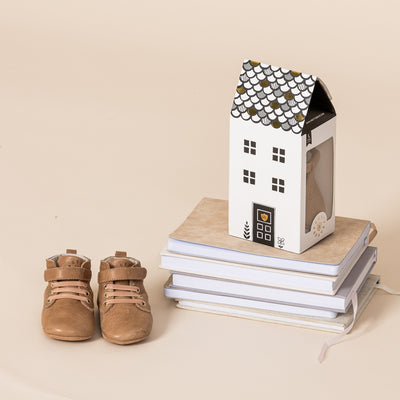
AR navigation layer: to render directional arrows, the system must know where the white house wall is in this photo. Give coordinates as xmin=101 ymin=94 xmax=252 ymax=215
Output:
xmin=229 ymin=117 xmax=303 ymax=252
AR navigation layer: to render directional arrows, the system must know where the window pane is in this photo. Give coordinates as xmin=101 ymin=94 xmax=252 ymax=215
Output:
xmin=305 ymin=137 xmax=334 ymax=232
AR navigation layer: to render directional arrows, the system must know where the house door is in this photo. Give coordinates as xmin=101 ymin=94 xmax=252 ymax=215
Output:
xmin=253 ymin=203 xmax=275 ymax=247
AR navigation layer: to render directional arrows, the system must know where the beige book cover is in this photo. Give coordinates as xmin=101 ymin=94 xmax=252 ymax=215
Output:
xmin=170 ymin=198 xmax=373 ymax=267
xmin=173 ymin=274 xmax=380 ymax=333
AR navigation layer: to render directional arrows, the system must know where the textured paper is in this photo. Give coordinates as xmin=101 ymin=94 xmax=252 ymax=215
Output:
xmin=170 ymin=198 xmax=370 ymax=266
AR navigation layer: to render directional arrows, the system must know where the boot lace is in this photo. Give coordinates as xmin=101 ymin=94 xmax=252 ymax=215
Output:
xmin=48 ymin=281 xmax=91 ymax=305
xmin=103 ymin=283 xmax=145 ymax=306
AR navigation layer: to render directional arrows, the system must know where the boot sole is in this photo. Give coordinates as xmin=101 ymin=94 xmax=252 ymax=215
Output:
xmin=102 ymin=332 xmax=150 ymax=345
xmin=44 ymin=332 xmax=92 ymax=342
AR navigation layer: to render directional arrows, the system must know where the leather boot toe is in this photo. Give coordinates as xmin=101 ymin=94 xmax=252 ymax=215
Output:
xmin=98 ymin=251 xmax=153 ymax=345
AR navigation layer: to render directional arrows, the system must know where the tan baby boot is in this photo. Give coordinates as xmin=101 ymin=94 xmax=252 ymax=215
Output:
xmin=98 ymin=251 xmax=152 ymax=345
xmin=42 ymin=249 xmax=95 ymax=341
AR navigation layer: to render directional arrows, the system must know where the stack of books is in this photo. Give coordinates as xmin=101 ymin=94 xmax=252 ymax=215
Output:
xmin=160 ymin=198 xmax=379 ymax=333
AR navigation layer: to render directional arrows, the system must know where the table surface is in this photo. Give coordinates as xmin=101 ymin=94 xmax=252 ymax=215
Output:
xmin=1 ymin=1 xmax=400 ymax=399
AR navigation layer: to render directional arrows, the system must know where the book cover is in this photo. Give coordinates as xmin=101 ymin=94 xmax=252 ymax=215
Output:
xmin=161 ymin=244 xmax=369 ymax=295
xmin=169 ymin=198 xmax=374 ymax=275
xmin=173 ymin=274 xmax=380 ymax=333
xmin=168 ymin=247 xmax=377 ymax=312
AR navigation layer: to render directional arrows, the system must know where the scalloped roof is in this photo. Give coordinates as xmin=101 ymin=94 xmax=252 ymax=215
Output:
xmin=231 ymin=60 xmax=317 ymax=134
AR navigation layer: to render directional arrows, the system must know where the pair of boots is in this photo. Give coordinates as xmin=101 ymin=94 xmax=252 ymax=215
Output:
xmin=41 ymin=249 xmax=152 ymax=344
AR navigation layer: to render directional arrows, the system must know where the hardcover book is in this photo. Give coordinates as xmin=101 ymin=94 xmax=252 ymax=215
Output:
xmin=166 ymin=247 xmax=377 ymax=312
xmin=171 ymin=275 xmax=380 ymax=333
xmin=168 ymin=198 xmax=375 ymax=276
xmin=161 ymin=246 xmax=369 ymax=295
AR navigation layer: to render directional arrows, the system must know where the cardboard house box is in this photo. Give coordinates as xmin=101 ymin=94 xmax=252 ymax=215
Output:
xmin=229 ymin=60 xmax=336 ymax=254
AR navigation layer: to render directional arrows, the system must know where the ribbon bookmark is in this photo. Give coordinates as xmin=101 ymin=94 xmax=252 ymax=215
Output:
xmin=318 ymin=292 xmax=358 ymax=363
xmin=376 ymin=283 xmax=400 ymax=295
xmin=318 ymin=281 xmax=400 ymax=363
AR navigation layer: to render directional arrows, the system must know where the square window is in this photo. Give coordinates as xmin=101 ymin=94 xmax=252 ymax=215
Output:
xmin=257 ymin=231 xmax=263 ymax=239
xmin=265 ymin=225 xmax=271 ymax=232
xmin=257 ymin=223 xmax=263 ymax=230
xmin=265 ymin=234 xmax=271 ymax=241
xmin=243 ymin=169 xmax=255 ymax=185
xmin=244 ymin=139 xmax=256 ymax=155
xmin=257 ymin=210 xmax=271 ymax=222
xmin=272 ymin=147 xmax=286 ymax=163
xmin=272 ymin=177 xmax=285 ymax=194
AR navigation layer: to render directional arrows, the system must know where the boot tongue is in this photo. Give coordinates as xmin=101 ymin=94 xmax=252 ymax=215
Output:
xmin=108 ymin=257 xmax=135 ymax=287
xmin=57 ymin=255 xmax=84 ymax=268
xmin=108 ymin=258 xmax=134 ymax=269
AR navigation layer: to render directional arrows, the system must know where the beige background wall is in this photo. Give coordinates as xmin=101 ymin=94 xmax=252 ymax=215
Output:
xmin=1 ymin=1 xmax=399 ymax=399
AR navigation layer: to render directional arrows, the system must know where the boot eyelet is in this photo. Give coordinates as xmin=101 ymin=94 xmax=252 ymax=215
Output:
xmin=104 ymin=284 xmax=107 ymax=289
xmin=86 ymin=292 xmax=89 ymax=296
xmin=50 ymin=283 xmax=54 ymax=288
xmin=47 ymin=298 xmax=51 ymax=303
xmin=87 ymin=299 xmax=91 ymax=304
xmin=141 ymin=301 xmax=146 ymax=306
xmin=103 ymin=302 xmax=107 ymax=306
xmin=136 ymin=288 xmax=140 ymax=293
xmin=104 ymin=293 xmax=107 ymax=298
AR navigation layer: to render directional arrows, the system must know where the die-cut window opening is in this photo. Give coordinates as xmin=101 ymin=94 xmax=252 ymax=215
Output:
xmin=305 ymin=137 xmax=333 ymax=233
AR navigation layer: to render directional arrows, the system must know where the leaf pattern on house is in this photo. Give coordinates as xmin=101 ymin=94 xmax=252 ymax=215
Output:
xmin=231 ymin=60 xmax=317 ymax=134
xmin=243 ymin=221 xmax=250 ymax=240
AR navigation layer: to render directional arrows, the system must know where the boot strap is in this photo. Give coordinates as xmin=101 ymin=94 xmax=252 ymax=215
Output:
xmin=44 ymin=267 xmax=92 ymax=282
xmin=98 ymin=267 xmax=147 ymax=283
